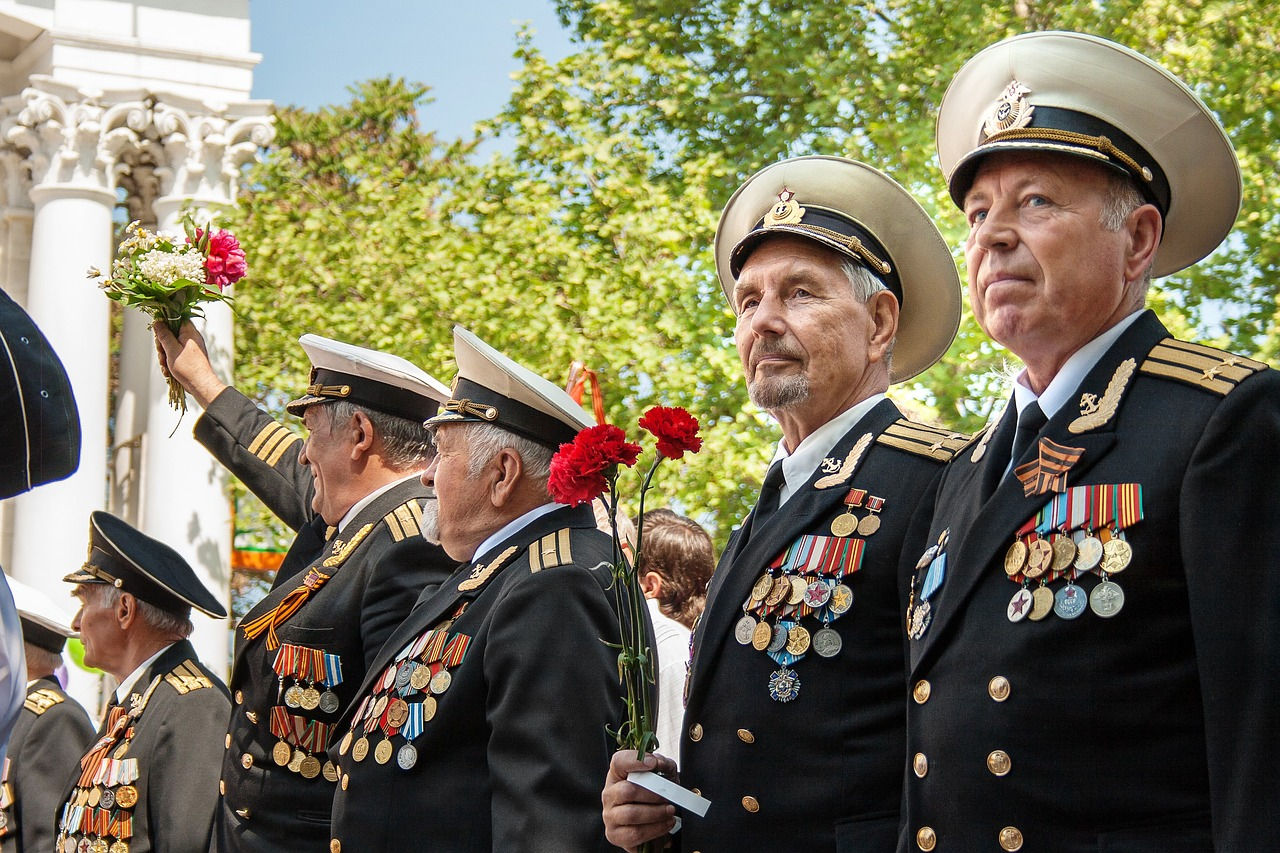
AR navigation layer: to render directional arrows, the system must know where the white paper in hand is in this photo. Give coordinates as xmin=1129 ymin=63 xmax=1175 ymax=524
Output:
xmin=627 ymin=770 xmax=712 ymax=817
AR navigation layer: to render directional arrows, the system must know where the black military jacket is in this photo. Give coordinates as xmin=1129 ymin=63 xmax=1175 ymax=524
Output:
xmin=678 ymin=399 xmax=967 ymax=852
xmin=901 ymin=312 xmax=1280 ymax=852
xmin=194 ymin=388 xmax=455 ymax=852
xmin=0 ymin=679 xmax=94 ymax=852
xmin=329 ymin=503 xmax=629 ymax=853
xmin=54 ymin=641 xmax=230 ymax=853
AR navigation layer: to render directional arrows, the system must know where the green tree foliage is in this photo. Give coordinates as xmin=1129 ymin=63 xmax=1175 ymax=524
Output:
xmin=226 ymin=3 xmax=1279 ymax=547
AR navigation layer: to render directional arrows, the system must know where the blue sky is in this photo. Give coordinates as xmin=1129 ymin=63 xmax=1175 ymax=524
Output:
xmin=249 ymin=1 xmax=574 ymax=139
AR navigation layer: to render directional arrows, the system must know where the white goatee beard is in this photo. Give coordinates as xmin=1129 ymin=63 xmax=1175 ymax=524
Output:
xmin=419 ymin=496 xmax=441 ymax=545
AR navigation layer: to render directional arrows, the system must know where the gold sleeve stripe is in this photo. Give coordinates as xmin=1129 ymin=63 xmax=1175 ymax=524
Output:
xmin=529 ymin=529 xmax=574 ymax=573
xmin=556 ymin=527 xmax=572 ymax=565
xmin=406 ymin=499 xmax=424 ymax=526
xmin=247 ymin=422 xmax=284 ymax=455
xmin=877 ymin=419 xmax=972 ymax=462
xmin=263 ymin=432 xmax=300 ymax=466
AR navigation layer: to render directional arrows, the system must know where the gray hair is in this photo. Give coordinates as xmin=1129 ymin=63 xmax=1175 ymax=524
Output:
xmin=461 ymin=422 xmax=555 ymax=486
xmin=324 ymin=401 xmax=434 ymax=470
xmin=839 ymin=260 xmax=896 ymax=369
xmin=98 ymin=584 xmax=194 ymax=641
xmin=1100 ymin=173 xmax=1155 ymax=292
xmin=23 ymin=642 xmax=63 ymax=676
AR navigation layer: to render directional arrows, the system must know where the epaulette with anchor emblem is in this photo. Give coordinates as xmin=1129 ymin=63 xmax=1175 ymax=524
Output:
xmin=383 ymin=500 xmax=424 ymax=543
xmin=1139 ymin=338 xmax=1267 ymax=396
xmin=164 ymin=660 xmax=213 ymax=694
xmin=876 ymin=418 xmax=973 ymax=463
xmin=24 ymin=688 xmax=65 ymax=715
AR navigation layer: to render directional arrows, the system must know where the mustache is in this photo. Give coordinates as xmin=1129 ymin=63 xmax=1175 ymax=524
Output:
xmin=750 ymin=338 xmax=803 ymax=367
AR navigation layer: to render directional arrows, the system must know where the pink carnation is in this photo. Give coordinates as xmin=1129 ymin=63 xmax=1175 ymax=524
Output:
xmin=201 ymin=229 xmax=247 ymax=290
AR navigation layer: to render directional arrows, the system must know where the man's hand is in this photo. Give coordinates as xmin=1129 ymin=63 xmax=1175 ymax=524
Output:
xmin=152 ymin=321 xmax=227 ymax=409
xmin=602 ymin=750 xmax=680 ymax=851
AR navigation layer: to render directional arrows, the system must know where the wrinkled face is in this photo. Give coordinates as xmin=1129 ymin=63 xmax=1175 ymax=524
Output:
xmin=298 ymin=405 xmax=351 ymax=525
xmin=733 ymin=237 xmax=877 ymax=417
xmin=962 ymin=152 xmax=1138 ymax=369
xmin=70 ymin=584 xmax=122 ymax=673
xmin=421 ymin=425 xmax=488 ymax=562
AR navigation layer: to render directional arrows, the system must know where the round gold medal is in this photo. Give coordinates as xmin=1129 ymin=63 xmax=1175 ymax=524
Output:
xmin=764 ymin=577 xmax=790 ymax=607
xmin=1101 ymin=538 xmax=1132 ymax=574
xmin=338 ymin=731 xmax=354 ymax=756
xmin=322 ymin=760 xmax=340 ymax=783
xmin=421 ymin=695 xmax=438 ymax=721
xmin=351 ymin=737 xmax=370 ymax=763
xmin=386 ymin=698 xmax=409 ymax=729
xmin=287 ymin=748 xmax=306 ymax=773
xmin=300 ymin=687 xmax=322 ymax=711
xmin=829 ymin=513 xmax=857 ymax=538
xmin=1074 ymin=535 xmax=1104 ymax=571
xmin=409 ymin=665 xmax=432 ymax=691
xmin=828 ymin=584 xmax=854 ymax=615
xmin=373 ymin=739 xmax=394 ymax=765
xmin=109 ymin=842 xmax=129 ymax=853
xmin=299 ymin=755 xmax=322 ymax=779
xmin=857 ymin=514 xmax=881 ymax=537
xmin=1004 ymin=541 xmax=1028 ymax=577
xmin=786 ymin=575 xmax=807 ymax=606
xmin=87 ymin=786 xmax=101 ymax=808
xmin=90 ymin=840 xmax=108 ymax=853
xmin=1050 ymin=535 xmax=1077 ymax=572
xmin=114 ymin=785 xmax=138 ymax=809
xmin=750 ymin=573 xmax=773 ymax=602
xmin=1028 ymin=586 xmax=1054 ymax=621
xmin=272 ymin=740 xmax=292 ymax=766
xmin=785 ymin=625 xmax=811 ymax=656
xmin=751 ymin=620 xmax=773 ymax=651
xmin=112 ymin=744 xmax=129 ymax=760
xmin=1024 ymin=539 xmax=1053 ymax=579
xmin=371 ymin=694 xmax=389 ymax=720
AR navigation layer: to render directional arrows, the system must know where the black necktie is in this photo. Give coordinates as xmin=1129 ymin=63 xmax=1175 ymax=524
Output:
xmin=747 ymin=461 xmax=786 ymax=540
xmin=1009 ymin=402 xmax=1048 ymax=472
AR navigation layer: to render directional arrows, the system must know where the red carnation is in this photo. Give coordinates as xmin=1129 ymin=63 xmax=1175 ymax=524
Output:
xmin=639 ymin=406 xmax=702 ymax=460
xmin=548 ymin=424 xmax=641 ymax=507
xmin=200 ymin=229 xmax=247 ymax=291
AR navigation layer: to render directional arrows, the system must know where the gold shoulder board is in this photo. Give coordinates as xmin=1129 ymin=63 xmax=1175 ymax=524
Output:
xmin=1140 ymin=338 xmax=1267 ymax=396
xmin=876 ymin=418 xmax=973 ymax=463
xmin=24 ymin=688 xmax=65 ymax=715
xmin=527 ymin=528 xmax=575 ymax=573
xmin=383 ymin=500 xmax=423 ymax=543
xmin=164 ymin=660 xmax=213 ymax=695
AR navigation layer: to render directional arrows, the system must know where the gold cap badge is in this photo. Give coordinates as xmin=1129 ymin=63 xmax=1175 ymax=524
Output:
xmin=764 ymin=188 xmax=805 ymax=227
xmin=983 ymin=80 xmax=1035 ymax=139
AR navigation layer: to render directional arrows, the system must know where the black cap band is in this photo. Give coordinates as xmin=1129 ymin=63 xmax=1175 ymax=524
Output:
xmin=427 ymin=377 xmax=580 ymax=449
xmin=953 ymin=106 xmax=1170 ymax=214
xmin=20 ymin=617 xmax=66 ymax=653
xmin=729 ymin=204 xmax=904 ymax=308
xmin=291 ymin=367 xmax=439 ymax=422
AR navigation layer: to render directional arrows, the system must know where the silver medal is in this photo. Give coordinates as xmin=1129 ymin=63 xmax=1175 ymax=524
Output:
xmin=812 ymin=627 xmax=842 ymax=658
xmin=1089 ymin=579 xmax=1125 ymax=618
xmin=1053 ymin=583 xmax=1088 ymax=619
xmin=734 ymin=614 xmax=757 ymax=645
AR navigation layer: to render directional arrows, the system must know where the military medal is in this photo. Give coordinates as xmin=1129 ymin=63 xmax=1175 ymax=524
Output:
xmin=1028 ymin=585 xmax=1054 ymax=621
xmin=812 ymin=627 xmax=842 ymax=657
xmin=421 ymin=696 xmax=437 ymax=721
xmin=114 ymin=786 xmax=137 ymax=809
xmin=322 ymin=760 xmax=340 ymax=782
xmin=1101 ymin=537 xmax=1132 ymax=574
xmin=339 ymin=731 xmax=353 ymax=756
xmin=857 ymin=495 xmax=883 ymax=536
xmin=272 ymin=741 xmax=292 ymax=766
xmin=371 ymin=694 xmax=389 ymax=719
xmin=750 ymin=620 xmax=772 ymax=651
xmin=734 ymin=614 xmax=757 ymax=645
xmin=785 ymin=624 xmax=811 ymax=655
xmin=287 ymin=748 xmax=306 ymax=773
xmin=87 ymin=786 xmax=101 ymax=807
xmin=828 ymin=584 xmax=853 ymax=615
xmin=351 ymin=736 xmax=370 ymax=762
xmin=283 ymin=684 xmax=303 ymax=708
xmin=299 ymin=755 xmax=322 ymax=779
xmin=803 ymin=579 xmax=831 ymax=608
xmin=428 ymin=670 xmax=452 ymax=695
xmin=1006 ymin=587 xmax=1033 ymax=622
xmin=766 ymin=623 xmax=788 ymax=655
xmin=1073 ymin=535 xmax=1103 ymax=571
xmin=764 ymin=576 xmax=790 ymax=607
xmin=386 ymin=698 xmax=410 ymax=729
xmin=409 ymin=665 xmax=432 ymax=691
xmin=830 ymin=488 xmax=865 ymax=537
xmin=1004 ymin=541 xmax=1028 ymax=577
xmin=1050 ymin=534 xmax=1077 ymax=572
xmin=1053 ymin=582 xmax=1088 ymax=619
xmin=394 ymin=662 xmax=414 ymax=691
xmin=1024 ymin=538 xmax=1053 ymax=579
xmin=396 ymin=743 xmax=418 ymax=770
xmin=109 ymin=843 xmax=128 ymax=853
xmin=319 ymin=690 xmax=340 ymax=714
xmin=99 ymin=788 xmax=116 ymax=810
xmin=750 ymin=573 xmax=773 ymax=603
xmin=1090 ymin=579 xmax=1125 ymax=617
xmin=767 ymin=666 xmax=801 ymax=702
xmin=300 ymin=685 xmax=321 ymax=711
xmin=373 ymin=738 xmax=394 ymax=765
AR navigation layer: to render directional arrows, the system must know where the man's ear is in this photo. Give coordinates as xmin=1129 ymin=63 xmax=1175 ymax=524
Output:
xmin=489 ymin=448 xmax=525 ymax=507
xmin=348 ymin=410 xmax=377 ymax=460
xmin=117 ymin=591 xmax=138 ymax=631
xmin=866 ymin=289 xmax=900 ymax=366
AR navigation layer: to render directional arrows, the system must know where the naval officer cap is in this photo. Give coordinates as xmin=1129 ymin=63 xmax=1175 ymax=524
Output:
xmin=285 ymin=334 xmax=451 ymax=421
xmin=63 ymin=511 xmax=227 ymax=619
xmin=8 ymin=575 xmax=77 ymax=653
xmin=0 ymin=288 xmax=80 ymax=500
xmin=715 ymin=155 xmax=962 ymax=383
xmin=424 ymin=326 xmax=596 ymax=450
xmin=937 ymin=30 xmax=1241 ymax=277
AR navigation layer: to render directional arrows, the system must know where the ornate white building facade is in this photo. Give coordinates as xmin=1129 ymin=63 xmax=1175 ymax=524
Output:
xmin=0 ymin=0 xmax=272 ymax=705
